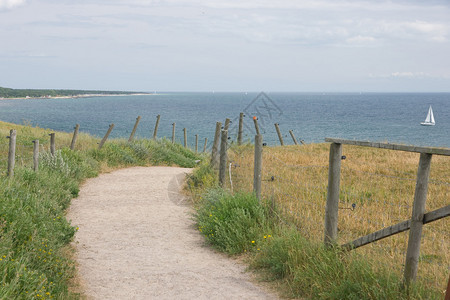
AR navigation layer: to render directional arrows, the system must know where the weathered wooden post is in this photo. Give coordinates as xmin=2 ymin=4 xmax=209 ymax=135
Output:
xmin=219 ymin=130 xmax=228 ymax=187
xmin=238 ymin=112 xmax=244 ymax=145
xmin=153 ymin=115 xmax=160 ymax=140
xmin=183 ymin=128 xmax=187 ymax=148
xmin=324 ymin=142 xmax=342 ymax=246
xmin=98 ymin=124 xmax=114 ymax=149
xmin=253 ymin=134 xmax=263 ymax=201
xmin=289 ymin=130 xmax=298 ymax=145
xmin=224 ymin=118 xmax=231 ymax=131
xmin=172 ymin=123 xmax=176 ymax=143
xmin=203 ymin=138 xmax=208 ymax=152
xmin=403 ymin=153 xmax=432 ymax=287
xmin=445 ymin=276 xmax=450 ymax=300
xmin=274 ymin=123 xmax=284 ymax=146
xmin=49 ymin=133 xmax=56 ymax=155
xmin=70 ymin=124 xmax=80 ymax=150
xmin=128 ymin=116 xmax=141 ymax=142
xmin=195 ymin=134 xmax=198 ymax=153
xmin=32 ymin=140 xmax=39 ymax=172
xmin=7 ymin=129 xmax=16 ymax=177
xmin=211 ymin=122 xmax=222 ymax=169
xmin=253 ymin=117 xmax=260 ymax=136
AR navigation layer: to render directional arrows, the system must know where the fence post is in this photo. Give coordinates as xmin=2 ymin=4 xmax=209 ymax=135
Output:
xmin=238 ymin=112 xmax=244 ymax=145
xmin=49 ymin=133 xmax=56 ymax=155
xmin=219 ymin=130 xmax=228 ymax=187
xmin=253 ymin=117 xmax=260 ymax=136
xmin=195 ymin=134 xmax=198 ymax=153
xmin=33 ymin=140 xmax=39 ymax=172
xmin=289 ymin=130 xmax=298 ymax=145
xmin=153 ymin=115 xmax=160 ymax=140
xmin=445 ymin=276 xmax=450 ymax=300
xmin=70 ymin=124 xmax=80 ymax=150
xmin=324 ymin=142 xmax=342 ymax=246
xmin=403 ymin=153 xmax=432 ymax=287
xmin=203 ymin=138 xmax=208 ymax=153
xmin=98 ymin=124 xmax=114 ymax=149
xmin=253 ymin=134 xmax=263 ymax=202
xmin=128 ymin=116 xmax=141 ymax=142
xmin=274 ymin=123 xmax=284 ymax=146
xmin=211 ymin=122 xmax=222 ymax=168
xmin=7 ymin=129 xmax=16 ymax=177
xmin=224 ymin=118 xmax=231 ymax=131
xmin=183 ymin=128 xmax=187 ymax=148
xmin=172 ymin=123 xmax=176 ymax=143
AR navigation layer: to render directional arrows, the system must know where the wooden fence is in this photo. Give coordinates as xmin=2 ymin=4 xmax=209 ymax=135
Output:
xmin=323 ymin=138 xmax=450 ymax=287
xmin=219 ymin=133 xmax=449 ymax=290
xmin=2 ymin=114 xmax=213 ymax=177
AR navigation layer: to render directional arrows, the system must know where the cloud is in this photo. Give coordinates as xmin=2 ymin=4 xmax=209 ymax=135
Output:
xmin=0 ymin=0 xmax=26 ymax=10
xmin=369 ymin=72 xmax=450 ymax=79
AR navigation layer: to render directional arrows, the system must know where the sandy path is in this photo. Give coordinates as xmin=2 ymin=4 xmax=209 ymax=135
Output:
xmin=68 ymin=166 xmax=277 ymax=300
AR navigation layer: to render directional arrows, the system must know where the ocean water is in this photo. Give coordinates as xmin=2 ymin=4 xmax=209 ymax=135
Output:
xmin=0 ymin=92 xmax=449 ymax=148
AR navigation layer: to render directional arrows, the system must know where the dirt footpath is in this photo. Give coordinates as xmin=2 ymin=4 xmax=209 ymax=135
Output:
xmin=68 ymin=166 xmax=278 ymax=300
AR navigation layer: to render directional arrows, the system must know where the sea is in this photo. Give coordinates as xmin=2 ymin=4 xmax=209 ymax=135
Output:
xmin=0 ymin=92 xmax=449 ymax=149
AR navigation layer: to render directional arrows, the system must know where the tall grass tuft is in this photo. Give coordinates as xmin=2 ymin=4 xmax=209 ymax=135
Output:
xmin=251 ymin=227 xmax=439 ymax=299
xmin=195 ymin=189 xmax=274 ymax=255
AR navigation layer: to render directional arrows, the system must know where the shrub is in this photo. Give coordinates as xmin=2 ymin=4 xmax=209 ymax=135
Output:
xmin=195 ymin=189 xmax=273 ymax=255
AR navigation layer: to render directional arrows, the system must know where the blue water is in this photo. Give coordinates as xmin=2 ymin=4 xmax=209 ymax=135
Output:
xmin=0 ymin=92 xmax=449 ymax=148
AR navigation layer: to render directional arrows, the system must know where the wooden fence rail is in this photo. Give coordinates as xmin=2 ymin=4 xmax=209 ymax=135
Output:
xmin=324 ymin=137 xmax=450 ymax=287
xmin=342 ymin=205 xmax=450 ymax=251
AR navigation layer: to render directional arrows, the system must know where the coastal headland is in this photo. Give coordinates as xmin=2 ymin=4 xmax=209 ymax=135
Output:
xmin=0 ymin=86 xmax=151 ymax=100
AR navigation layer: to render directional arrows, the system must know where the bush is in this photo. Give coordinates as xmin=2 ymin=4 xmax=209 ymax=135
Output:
xmin=195 ymin=189 xmax=273 ymax=255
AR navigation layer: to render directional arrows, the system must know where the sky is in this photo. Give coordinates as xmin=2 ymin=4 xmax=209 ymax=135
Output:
xmin=0 ymin=0 xmax=449 ymax=92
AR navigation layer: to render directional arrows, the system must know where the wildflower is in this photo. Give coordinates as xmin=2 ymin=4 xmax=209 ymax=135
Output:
xmin=263 ymin=236 xmax=267 ymax=239
xmin=268 ymin=235 xmax=272 ymax=238
xmin=251 ymin=241 xmax=255 ymax=244
xmin=257 ymin=248 xmax=260 ymax=251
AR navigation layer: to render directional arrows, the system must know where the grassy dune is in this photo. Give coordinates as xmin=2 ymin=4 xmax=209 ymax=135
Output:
xmin=226 ymin=143 xmax=449 ymax=296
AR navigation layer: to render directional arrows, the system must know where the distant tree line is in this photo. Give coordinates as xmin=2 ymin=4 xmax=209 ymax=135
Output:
xmin=0 ymin=86 xmax=144 ymax=98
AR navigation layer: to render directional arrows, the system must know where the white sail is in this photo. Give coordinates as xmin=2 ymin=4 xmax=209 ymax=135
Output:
xmin=421 ymin=105 xmax=435 ymax=126
xmin=429 ymin=106 xmax=435 ymax=124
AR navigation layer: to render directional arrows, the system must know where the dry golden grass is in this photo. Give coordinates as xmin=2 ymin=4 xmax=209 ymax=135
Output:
xmin=228 ymin=143 xmax=449 ymax=292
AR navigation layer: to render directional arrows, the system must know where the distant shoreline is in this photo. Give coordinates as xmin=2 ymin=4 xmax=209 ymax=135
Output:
xmin=0 ymin=93 xmax=153 ymax=100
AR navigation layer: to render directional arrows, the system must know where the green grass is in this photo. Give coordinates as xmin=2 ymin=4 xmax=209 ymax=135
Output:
xmin=0 ymin=121 xmax=201 ymax=299
xmin=195 ymin=188 xmax=274 ymax=255
xmin=0 ymin=149 xmax=97 ymax=299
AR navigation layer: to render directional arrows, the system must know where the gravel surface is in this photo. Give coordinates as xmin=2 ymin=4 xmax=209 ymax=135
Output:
xmin=68 ymin=166 xmax=278 ymax=300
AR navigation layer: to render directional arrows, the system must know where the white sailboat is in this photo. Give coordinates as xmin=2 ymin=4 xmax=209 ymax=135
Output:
xmin=421 ymin=105 xmax=435 ymax=126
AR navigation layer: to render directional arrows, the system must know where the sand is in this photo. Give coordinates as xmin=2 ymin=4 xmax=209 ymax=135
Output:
xmin=68 ymin=166 xmax=278 ymax=300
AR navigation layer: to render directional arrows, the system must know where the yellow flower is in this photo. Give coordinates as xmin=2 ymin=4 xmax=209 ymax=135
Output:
xmin=268 ymin=235 xmax=272 ymax=238
xmin=263 ymin=236 xmax=267 ymax=239
xmin=251 ymin=241 xmax=255 ymax=244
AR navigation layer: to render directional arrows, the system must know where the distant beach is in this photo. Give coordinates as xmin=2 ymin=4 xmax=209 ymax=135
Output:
xmin=0 ymin=93 xmax=152 ymax=100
